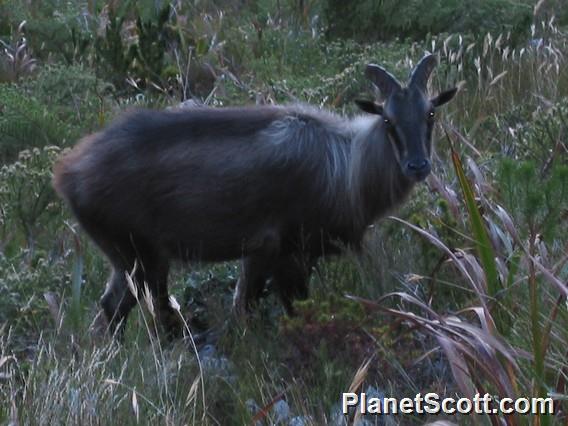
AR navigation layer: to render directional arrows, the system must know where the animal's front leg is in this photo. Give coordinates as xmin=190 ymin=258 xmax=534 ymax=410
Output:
xmin=271 ymin=254 xmax=314 ymax=315
xmin=232 ymin=255 xmax=272 ymax=320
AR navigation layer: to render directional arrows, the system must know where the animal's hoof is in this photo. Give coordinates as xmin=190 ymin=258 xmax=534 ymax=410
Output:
xmin=159 ymin=307 xmax=186 ymax=341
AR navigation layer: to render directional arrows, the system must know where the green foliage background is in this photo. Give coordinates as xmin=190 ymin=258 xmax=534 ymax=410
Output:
xmin=0 ymin=0 xmax=567 ymax=424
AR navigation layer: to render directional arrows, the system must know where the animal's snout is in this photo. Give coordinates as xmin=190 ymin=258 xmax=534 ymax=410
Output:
xmin=406 ymin=159 xmax=431 ymax=181
xmin=407 ymin=159 xmax=429 ymax=171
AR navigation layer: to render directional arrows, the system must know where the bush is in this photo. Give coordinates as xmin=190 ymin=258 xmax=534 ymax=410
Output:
xmin=0 ymin=146 xmax=62 ymax=254
xmin=0 ymin=0 xmax=91 ymax=64
xmin=93 ymin=3 xmax=174 ymax=92
xmin=21 ymin=64 xmax=109 ymax=130
xmin=0 ymin=253 xmax=68 ymax=338
xmin=0 ymin=85 xmax=71 ymax=163
xmin=323 ymin=0 xmax=533 ymax=43
xmin=499 ymin=159 xmax=568 ymax=241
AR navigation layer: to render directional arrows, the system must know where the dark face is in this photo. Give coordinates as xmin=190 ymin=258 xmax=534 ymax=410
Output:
xmin=382 ymin=87 xmax=434 ymax=182
xmin=355 ymin=56 xmax=458 ymax=183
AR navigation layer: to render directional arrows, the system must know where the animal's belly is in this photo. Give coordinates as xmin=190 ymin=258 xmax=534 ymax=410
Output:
xmin=162 ymin=226 xmax=352 ymax=264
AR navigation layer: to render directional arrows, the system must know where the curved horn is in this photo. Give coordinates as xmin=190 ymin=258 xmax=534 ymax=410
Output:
xmin=409 ymin=54 xmax=438 ymax=91
xmin=365 ymin=64 xmax=402 ymax=98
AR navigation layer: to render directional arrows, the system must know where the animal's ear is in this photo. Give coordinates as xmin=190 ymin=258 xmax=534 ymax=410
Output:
xmin=355 ymin=99 xmax=383 ymax=115
xmin=431 ymin=87 xmax=458 ymax=107
xmin=365 ymin=64 xmax=401 ymax=98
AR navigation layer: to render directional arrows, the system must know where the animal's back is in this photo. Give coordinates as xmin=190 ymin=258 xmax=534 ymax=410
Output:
xmin=53 ymin=105 xmax=356 ymax=261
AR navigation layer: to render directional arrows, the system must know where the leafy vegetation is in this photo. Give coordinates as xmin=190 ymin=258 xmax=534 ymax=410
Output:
xmin=323 ymin=0 xmax=533 ymax=43
xmin=0 ymin=1 xmax=567 ymax=425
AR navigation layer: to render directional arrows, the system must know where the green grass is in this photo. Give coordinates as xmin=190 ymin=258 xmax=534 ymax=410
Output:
xmin=0 ymin=1 xmax=567 ymax=425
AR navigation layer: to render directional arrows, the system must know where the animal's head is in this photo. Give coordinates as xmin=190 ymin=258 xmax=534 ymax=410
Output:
xmin=356 ymin=54 xmax=457 ymax=182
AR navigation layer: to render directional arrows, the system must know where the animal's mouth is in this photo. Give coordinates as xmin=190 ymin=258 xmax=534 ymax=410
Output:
xmin=407 ymin=169 xmax=431 ymax=182
xmin=404 ymin=159 xmax=431 ymax=182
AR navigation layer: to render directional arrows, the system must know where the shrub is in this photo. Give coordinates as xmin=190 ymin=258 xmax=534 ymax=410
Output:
xmin=0 ymin=21 xmax=37 ymax=83
xmin=0 ymin=0 xmax=91 ymax=64
xmin=0 ymin=85 xmax=71 ymax=163
xmin=20 ymin=64 xmax=109 ymax=130
xmin=0 ymin=253 xmax=68 ymax=339
xmin=323 ymin=0 xmax=533 ymax=43
xmin=499 ymin=159 xmax=568 ymax=241
xmin=93 ymin=3 xmax=174 ymax=92
xmin=0 ymin=146 xmax=62 ymax=255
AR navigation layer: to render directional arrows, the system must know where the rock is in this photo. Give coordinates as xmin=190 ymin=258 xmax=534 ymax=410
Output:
xmin=288 ymin=415 xmax=313 ymax=426
xmin=198 ymin=344 xmax=236 ymax=384
xmin=272 ymin=399 xmax=291 ymax=424
xmin=329 ymin=405 xmax=348 ymax=426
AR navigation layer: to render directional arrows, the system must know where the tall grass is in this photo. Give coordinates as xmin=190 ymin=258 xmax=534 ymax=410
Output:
xmin=344 ymin=21 xmax=568 ymax=424
xmin=0 ymin=2 xmax=567 ymax=425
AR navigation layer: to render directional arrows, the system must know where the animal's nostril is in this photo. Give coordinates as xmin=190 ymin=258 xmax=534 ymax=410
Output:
xmin=408 ymin=159 xmax=429 ymax=171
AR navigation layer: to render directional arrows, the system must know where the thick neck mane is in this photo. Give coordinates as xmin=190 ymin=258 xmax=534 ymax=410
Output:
xmin=348 ymin=117 xmax=415 ymax=233
xmin=273 ymin=107 xmax=416 ymax=238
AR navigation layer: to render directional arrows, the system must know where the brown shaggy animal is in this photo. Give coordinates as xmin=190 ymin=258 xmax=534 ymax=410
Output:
xmin=53 ymin=54 xmax=457 ymax=337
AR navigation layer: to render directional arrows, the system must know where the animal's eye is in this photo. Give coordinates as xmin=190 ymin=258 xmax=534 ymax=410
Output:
xmin=384 ymin=118 xmax=391 ymax=125
xmin=428 ymin=111 xmax=435 ymax=119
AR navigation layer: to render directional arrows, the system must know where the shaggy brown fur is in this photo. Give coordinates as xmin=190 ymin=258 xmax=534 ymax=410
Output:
xmin=53 ymin=55 xmax=457 ymax=337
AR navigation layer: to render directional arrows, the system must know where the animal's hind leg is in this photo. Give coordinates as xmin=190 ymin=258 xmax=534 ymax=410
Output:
xmin=78 ymin=224 xmax=140 ymax=337
xmin=232 ymin=255 xmax=272 ymax=319
xmin=271 ymin=254 xmax=313 ymax=315
xmin=140 ymin=254 xmax=183 ymax=339
xmin=73 ymin=211 xmax=176 ymax=338
xmin=98 ymin=248 xmax=181 ymax=339
xmin=99 ymin=266 xmax=138 ymax=337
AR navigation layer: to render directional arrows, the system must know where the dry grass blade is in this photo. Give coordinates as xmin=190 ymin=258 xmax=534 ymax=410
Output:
xmin=388 ymin=216 xmax=490 ymax=311
xmin=533 ymin=0 xmax=547 ymax=16
xmin=443 ymin=320 xmax=519 ymax=369
xmin=427 ymin=173 xmax=460 ymax=217
xmin=457 ymin=306 xmax=496 ymax=334
xmin=125 ymin=263 xmax=139 ymax=300
xmin=436 ymin=335 xmax=475 ymax=399
xmin=459 ymin=251 xmax=487 ymax=292
xmin=346 ymin=290 xmax=521 ymax=414
xmin=345 ymin=292 xmax=440 ymax=323
xmin=348 ymin=356 xmax=373 ymax=394
xmin=494 ymin=205 xmax=521 ymax=244
xmin=443 ymin=123 xmax=482 ymax=157
xmin=386 ymin=291 xmax=441 ymax=319
xmin=0 ymin=355 xmax=15 ymax=370
xmin=423 ymin=313 xmax=517 ymax=397
xmin=348 ymin=356 xmax=373 ymax=426
xmin=499 ymin=201 xmax=568 ymax=297
xmin=142 ymin=283 xmax=155 ymax=319
xmin=489 ymin=70 xmax=508 ymax=86
xmin=168 ymin=295 xmax=181 ymax=312
xmin=466 ymin=156 xmax=488 ymax=192
xmin=433 ymin=318 xmax=519 ymax=400
xmin=185 ymin=376 xmax=200 ymax=408
xmin=168 ymin=294 xmax=207 ymax=419
xmin=526 ymin=254 xmax=568 ymax=298
xmin=43 ymin=292 xmax=63 ymax=329
xmin=132 ymin=388 xmax=139 ymax=423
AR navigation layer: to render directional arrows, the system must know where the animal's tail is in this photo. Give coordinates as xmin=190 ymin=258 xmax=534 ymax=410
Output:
xmin=52 ymin=154 xmax=72 ymax=200
xmin=52 ymin=134 xmax=97 ymax=209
